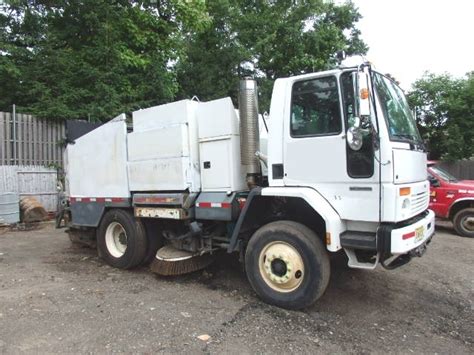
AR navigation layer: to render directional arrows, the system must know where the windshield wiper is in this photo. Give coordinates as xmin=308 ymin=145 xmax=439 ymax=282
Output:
xmin=392 ymin=133 xmax=417 ymax=141
xmin=392 ymin=134 xmax=426 ymax=151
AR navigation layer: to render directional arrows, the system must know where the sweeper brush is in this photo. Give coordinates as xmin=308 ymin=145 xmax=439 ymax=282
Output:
xmin=150 ymin=245 xmax=215 ymax=276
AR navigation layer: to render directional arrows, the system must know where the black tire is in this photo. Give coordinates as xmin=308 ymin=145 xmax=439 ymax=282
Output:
xmin=97 ymin=209 xmax=147 ymax=269
xmin=245 ymin=220 xmax=330 ymax=310
xmin=142 ymin=219 xmax=164 ymax=265
xmin=453 ymin=208 xmax=474 ymax=238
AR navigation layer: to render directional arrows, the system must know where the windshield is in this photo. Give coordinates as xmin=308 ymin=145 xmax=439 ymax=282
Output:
xmin=431 ymin=166 xmax=458 ymax=182
xmin=373 ymin=72 xmax=422 ymax=144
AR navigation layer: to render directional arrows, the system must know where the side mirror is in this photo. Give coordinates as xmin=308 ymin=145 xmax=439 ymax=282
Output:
xmin=352 ymin=116 xmax=361 ymax=128
xmin=428 ymin=176 xmax=440 ymax=187
xmin=347 ymin=127 xmax=363 ymax=151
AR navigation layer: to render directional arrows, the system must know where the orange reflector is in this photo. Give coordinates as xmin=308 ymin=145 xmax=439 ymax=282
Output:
xmin=399 ymin=187 xmax=411 ymax=196
xmin=360 ymin=88 xmax=369 ymax=99
xmin=402 ymin=231 xmax=415 ymax=240
xmin=325 ymin=232 xmax=331 ymax=245
xmin=430 ymin=191 xmax=436 ymax=197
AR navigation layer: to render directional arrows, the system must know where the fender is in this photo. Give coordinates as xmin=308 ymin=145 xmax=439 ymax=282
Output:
xmin=448 ymin=197 xmax=474 ymax=217
xmin=227 ymin=186 xmax=345 ymax=252
xmin=262 ymin=187 xmax=346 ymax=252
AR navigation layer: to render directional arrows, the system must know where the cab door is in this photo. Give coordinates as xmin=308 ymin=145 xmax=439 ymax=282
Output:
xmin=283 ymin=72 xmax=380 ymax=222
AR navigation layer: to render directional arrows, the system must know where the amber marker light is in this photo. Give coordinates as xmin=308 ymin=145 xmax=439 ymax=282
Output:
xmin=325 ymin=232 xmax=331 ymax=245
xmin=399 ymin=187 xmax=411 ymax=196
xmin=360 ymin=88 xmax=369 ymax=99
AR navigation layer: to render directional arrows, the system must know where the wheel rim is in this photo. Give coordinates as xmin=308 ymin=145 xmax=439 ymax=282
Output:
xmin=258 ymin=241 xmax=305 ymax=293
xmin=461 ymin=216 xmax=474 ymax=232
xmin=105 ymin=222 xmax=128 ymax=258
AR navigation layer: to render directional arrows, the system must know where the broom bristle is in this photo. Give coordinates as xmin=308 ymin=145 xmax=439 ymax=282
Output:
xmin=150 ymin=245 xmax=214 ymax=276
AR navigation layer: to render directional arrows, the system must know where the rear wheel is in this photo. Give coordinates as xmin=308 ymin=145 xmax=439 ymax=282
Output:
xmin=97 ymin=209 xmax=147 ymax=269
xmin=453 ymin=208 xmax=474 ymax=238
xmin=245 ymin=221 xmax=330 ymax=310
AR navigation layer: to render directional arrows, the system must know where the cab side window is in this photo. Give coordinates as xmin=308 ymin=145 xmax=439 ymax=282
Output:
xmin=291 ymin=76 xmax=342 ymax=137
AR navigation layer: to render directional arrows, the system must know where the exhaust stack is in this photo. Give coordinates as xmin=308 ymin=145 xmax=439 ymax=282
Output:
xmin=238 ymin=78 xmax=260 ymax=187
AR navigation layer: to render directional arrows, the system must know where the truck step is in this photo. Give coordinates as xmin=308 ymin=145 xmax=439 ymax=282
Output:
xmin=344 ymin=248 xmax=379 ymax=270
xmin=340 ymin=231 xmax=377 ymax=250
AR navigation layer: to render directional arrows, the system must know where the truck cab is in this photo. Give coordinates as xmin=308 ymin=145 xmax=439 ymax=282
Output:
xmin=428 ymin=161 xmax=474 ymax=237
xmin=265 ymin=59 xmax=434 ymax=269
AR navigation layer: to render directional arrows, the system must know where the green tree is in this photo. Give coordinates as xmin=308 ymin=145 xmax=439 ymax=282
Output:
xmin=408 ymin=72 xmax=474 ymax=161
xmin=0 ymin=0 xmax=209 ymax=121
xmin=177 ymin=0 xmax=367 ymax=111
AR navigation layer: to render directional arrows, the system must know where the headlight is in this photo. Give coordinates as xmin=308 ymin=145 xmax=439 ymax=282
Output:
xmin=402 ymin=198 xmax=410 ymax=210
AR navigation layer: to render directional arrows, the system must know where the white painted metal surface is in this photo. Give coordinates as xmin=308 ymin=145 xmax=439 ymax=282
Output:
xmin=66 ymin=114 xmax=130 ymax=198
xmin=197 ymin=98 xmax=246 ymax=192
xmin=0 ymin=165 xmax=57 ymax=212
xmin=392 ymin=149 xmax=427 ymax=184
xmin=128 ymin=124 xmax=189 ymax=161
xmin=128 ymin=157 xmax=193 ymax=191
xmin=262 ymin=186 xmax=346 ymax=252
xmin=129 ymin=100 xmax=201 ymax=192
xmin=197 ymin=98 xmax=240 ymax=139
xmin=132 ymin=99 xmax=198 ymax=132
xmin=267 ymin=78 xmax=289 ymax=187
xmin=390 ymin=210 xmax=435 ymax=254
xmin=382 ymin=180 xmax=430 ymax=222
xmin=199 ymin=136 xmax=246 ymax=191
xmin=273 ymin=71 xmax=380 ymax=223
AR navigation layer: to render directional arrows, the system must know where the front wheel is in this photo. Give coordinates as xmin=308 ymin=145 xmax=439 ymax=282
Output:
xmin=453 ymin=208 xmax=474 ymax=238
xmin=245 ymin=221 xmax=330 ymax=310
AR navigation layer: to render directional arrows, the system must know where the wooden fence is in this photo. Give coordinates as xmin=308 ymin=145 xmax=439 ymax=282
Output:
xmin=438 ymin=160 xmax=474 ymax=180
xmin=0 ymin=165 xmax=58 ymax=212
xmin=0 ymin=112 xmax=65 ymax=166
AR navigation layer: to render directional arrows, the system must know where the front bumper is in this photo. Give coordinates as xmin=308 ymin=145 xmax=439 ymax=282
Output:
xmin=390 ymin=209 xmax=435 ymax=254
xmin=374 ymin=209 xmax=435 ymax=269
xmin=377 ymin=209 xmax=435 ymax=257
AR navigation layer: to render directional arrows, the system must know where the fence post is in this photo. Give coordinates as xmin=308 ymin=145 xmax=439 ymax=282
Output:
xmin=0 ymin=112 xmax=5 ymax=165
xmin=12 ymin=104 xmax=17 ymax=165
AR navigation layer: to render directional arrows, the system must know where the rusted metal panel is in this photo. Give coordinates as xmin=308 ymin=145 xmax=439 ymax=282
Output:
xmin=132 ymin=192 xmax=189 ymax=206
xmin=134 ymin=206 xmax=191 ymax=220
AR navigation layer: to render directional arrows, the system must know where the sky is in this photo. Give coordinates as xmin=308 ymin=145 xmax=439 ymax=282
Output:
xmin=350 ymin=0 xmax=474 ymax=90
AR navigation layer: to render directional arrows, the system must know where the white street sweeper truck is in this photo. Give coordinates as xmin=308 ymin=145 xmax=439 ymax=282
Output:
xmin=61 ymin=57 xmax=435 ymax=309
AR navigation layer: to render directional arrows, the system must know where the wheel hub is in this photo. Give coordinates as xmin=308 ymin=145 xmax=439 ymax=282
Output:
xmin=105 ymin=222 xmax=128 ymax=258
xmin=259 ymin=242 xmax=304 ymax=292
xmin=271 ymin=259 xmax=287 ymax=277
xmin=462 ymin=216 xmax=474 ymax=232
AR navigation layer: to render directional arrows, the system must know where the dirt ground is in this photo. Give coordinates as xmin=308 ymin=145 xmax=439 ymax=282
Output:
xmin=0 ymin=222 xmax=472 ymax=354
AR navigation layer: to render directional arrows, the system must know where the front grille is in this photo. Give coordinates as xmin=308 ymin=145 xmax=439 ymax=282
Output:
xmin=411 ymin=189 xmax=429 ymax=215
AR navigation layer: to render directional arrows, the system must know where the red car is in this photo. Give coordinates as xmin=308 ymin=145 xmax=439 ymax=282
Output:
xmin=428 ymin=161 xmax=474 ymax=238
